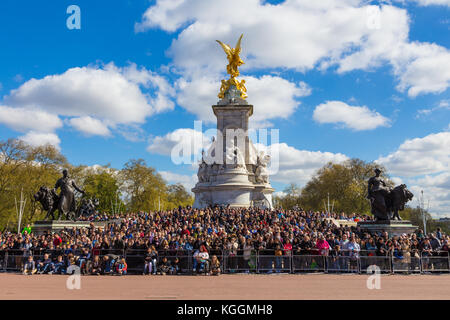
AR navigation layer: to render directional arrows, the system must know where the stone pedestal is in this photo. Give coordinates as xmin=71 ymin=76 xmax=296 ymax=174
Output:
xmin=357 ymin=220 xmax=418 ymax=237
xmin=32 ymin=220 xmax=119 ymax=235
xmin=192 ymin=88 xmax=274 ymax=209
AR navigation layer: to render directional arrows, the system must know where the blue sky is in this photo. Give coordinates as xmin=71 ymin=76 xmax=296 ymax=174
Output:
xmin=0 ymin=0 xmax=449 ymax=216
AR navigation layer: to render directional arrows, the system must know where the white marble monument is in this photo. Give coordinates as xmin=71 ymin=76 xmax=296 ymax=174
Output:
xmin=192 ymin=34 xmax=274 ymax=209
xmin=192 ymin=94 xmax=274 ymax=209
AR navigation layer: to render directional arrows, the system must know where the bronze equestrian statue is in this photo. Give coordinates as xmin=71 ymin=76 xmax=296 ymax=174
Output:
xmin=367 ymin=168 xmax=413 ymax=221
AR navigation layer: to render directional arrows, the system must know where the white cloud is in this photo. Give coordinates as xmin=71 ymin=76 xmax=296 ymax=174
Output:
xmin=375 ymin=131 xmax=450 ymax=217
xmin=149 ymin=126 xmax=349 ymax=187
xmin=137 ymin=0 xmax=374 ymax=73
xmin=408 ymin=172 xmax=450 ymax=218
xmin=147 ymin=128 xmax=211 ymax=160
xmin=68 ymin=116 xmax=111 ymax=137
xmin=137 ymin=0 xmax=450 ymax=97
xmin=313 ymin=100 xmax=390 ymax=131
xmin=376 ymin=131 xmax=450 ymax=177
xmin=159 ymin=170 xmax=197 ymax=191
xmin=176 ymin=75 xmax=310 ymax=125
xmin=417 ymin=99 xmax=450 ymax=117
xmin=390 ymin=176 xmax=404 ymax=186
xmin=175 ymin=76 xmax=218 ymax=123
xmin=397 ymin=0 xmax=450 ymax=6
xmin=19 ymin=131 xmax=61 ymax=150
xmin=0 ymin=105 xmax=62 ymax=133
xmin=393 ymin=42 xmax=450 ymax=97
xmin=273 ymin=191 xmax=287 ymax=198
xmin=3 ymin=63 xmax=175 ymax=138
xmin=257 ymin=142 xmax=349 ymax=185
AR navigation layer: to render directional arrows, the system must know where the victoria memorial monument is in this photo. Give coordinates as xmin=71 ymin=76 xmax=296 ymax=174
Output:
xmin=192 ymin=34 xmax=274 ymax=209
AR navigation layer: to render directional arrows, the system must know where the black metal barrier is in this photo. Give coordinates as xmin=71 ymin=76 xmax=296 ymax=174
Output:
xmin=0 ymin=249 xmax=448 ymax=275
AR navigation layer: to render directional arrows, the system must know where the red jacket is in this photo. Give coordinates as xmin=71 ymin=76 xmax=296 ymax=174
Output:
xmin=53 ymin=236 xmax=62 ymax=247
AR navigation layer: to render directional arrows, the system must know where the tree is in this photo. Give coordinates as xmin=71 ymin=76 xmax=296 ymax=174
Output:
xmin=400 ymin=206 xmax=439 ymax=233
xmin=299 ymin=159 xmax=391 ymax=214
xmin=166 ymin=184 xmax=194 ymax=209
xmin=275 ymin=183 xmax=302 ymax=209
xmin=0 ymin=140 xmax=67 ymax=228
xmin=120 ymin=159 xmax=168 ymax=212
xmin=83 ymin=168 xmax=121 ymax=214
xmin=274 ymin=158 xmax=393 ymax=213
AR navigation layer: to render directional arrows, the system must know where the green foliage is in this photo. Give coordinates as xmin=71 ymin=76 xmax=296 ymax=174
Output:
xmin=167 ymin=183 xmax=194 ymax=209
xmin=400 ymin=206 xmax=450 ymax=234
xmin=83 ymin=168 xmax=121 ymax=214
xmin=276 ymin=158 xmax=392 ymax=214
xmin=0 ymin=139 xmax=196 ymax=230
xmin=120 ymin=159 xmax=168 ymax=212
xmin=0 ymin=140 xmax=67 ymax=230
xmin=274 ymin=183 xmax=302 ymax=209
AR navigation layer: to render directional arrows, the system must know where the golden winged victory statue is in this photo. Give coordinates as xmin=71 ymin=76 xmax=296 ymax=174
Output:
xmin=216 ymin=34 xmax=248 ymax=100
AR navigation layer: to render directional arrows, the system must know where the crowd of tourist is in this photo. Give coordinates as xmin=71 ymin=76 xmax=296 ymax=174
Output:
xmin=0 ymin=206 xmax=449 ymax=275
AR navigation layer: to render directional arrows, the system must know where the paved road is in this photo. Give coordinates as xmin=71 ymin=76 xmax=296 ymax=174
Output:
xmin=1 ymin=274 xmax=449 ymax=300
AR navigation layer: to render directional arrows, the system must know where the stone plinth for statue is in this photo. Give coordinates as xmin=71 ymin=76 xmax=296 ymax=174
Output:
xmin=192 ymin=86 xmax=274 ymax=209
xmin=32 ymin=219 xmax=120 ymax=235
xmin=357 ymin=220 xmax=418 ymax=237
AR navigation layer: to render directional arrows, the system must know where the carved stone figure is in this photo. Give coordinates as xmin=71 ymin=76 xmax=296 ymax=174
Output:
xmin=198 ymin=192 xmax=212 ymax=208
xmin=206 ymin=164 xmax=214 ymax=181
xmin=197 ymin=161 xmax=208 ymax=183
xmin=234 ymin=147 xmax=247 ymax=170
xmin=255 ymin=153 xmax=270 ymax=184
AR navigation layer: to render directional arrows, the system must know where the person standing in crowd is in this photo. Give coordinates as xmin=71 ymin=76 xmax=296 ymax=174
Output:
xmin=346 ymin=234 xmax=360 ymax=271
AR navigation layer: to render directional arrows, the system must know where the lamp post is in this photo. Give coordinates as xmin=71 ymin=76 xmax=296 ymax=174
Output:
xmin=420 ymin=190 xmax=427 ymax=235
xmin=15 ymin=188 xmax=26 ymax=234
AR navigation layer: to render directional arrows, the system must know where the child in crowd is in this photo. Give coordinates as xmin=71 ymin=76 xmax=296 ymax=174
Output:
xmin=22 ymin=256 xmax=37 ymax=275
xmin=158 ymin=257 xmax=171 ymax=275
xmin=116 ymin=258 xmax=127 ymax=275
xmin=171 ymin=258 xmax=180 ymax=275
xmin=210 ymin=255 xmax=221 ymax=276
xmin=87 ymin=255 xmax=102 ymax=275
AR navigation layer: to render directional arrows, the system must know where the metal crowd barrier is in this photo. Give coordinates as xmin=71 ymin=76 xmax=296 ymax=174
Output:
xmin=293 ymin=255 xmax=326 ymax=272
xmin=326 ymin=255 xmax=360 ymax=273
xmin=0 ymin=248 xmax=449 ymax=274
xmin=420 ymin=251 xmax=450 ymax=273
xmin=256 ymin=255 xmax=291 ymax=273
xmin=359 ymin=255 xmax=392 ymax=274
xmin=392 ymin=256 xmax=421 ymax=274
